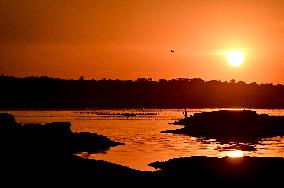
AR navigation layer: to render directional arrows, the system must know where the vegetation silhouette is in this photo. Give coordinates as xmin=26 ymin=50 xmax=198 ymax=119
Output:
xmin=0 ymin=75 xmax=283 ymax=109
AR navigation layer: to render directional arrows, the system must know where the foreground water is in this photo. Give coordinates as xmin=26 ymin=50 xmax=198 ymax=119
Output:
xmin=2 ymin=108 xmax=283 ymax=171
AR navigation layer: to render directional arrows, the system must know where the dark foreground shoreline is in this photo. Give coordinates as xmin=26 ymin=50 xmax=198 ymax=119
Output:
xmin=0 ymin=113 xmax=283 ymax=185
xmin=1 ymin=155 xmax=283 ymax=185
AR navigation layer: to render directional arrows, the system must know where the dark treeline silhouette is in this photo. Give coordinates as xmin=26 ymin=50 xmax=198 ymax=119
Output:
xmin=0 ymin=75 xmax=284 ymax=109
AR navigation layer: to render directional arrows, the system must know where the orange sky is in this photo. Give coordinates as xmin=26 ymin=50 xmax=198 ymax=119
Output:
xmin=0 ymin=0 xmax=283 ymax=83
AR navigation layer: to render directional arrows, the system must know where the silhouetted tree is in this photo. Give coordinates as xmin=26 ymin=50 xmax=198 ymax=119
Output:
xmin=230 ymin=79 xmax=236 ymax=84
xmin=0 ymin=75 xmax=283 ymax=109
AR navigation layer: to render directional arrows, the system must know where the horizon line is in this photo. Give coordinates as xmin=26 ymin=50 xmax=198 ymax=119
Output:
xmin=1 ymin=74 xmax=283 ymax=85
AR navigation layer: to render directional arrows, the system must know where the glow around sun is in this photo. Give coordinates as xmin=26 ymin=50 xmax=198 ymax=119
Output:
xmin=225 ymin=50 xmax=245 ymax=67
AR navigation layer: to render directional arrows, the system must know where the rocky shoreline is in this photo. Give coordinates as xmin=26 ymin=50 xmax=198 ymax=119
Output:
xmin=0 ymin=113 xmax=283 ymax=184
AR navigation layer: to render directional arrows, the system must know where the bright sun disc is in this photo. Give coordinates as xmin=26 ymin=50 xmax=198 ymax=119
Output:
xmin=226 ymin=150 xmax=244 ymax=158
xmin=226 ymin=50 xmax=245 ymax=67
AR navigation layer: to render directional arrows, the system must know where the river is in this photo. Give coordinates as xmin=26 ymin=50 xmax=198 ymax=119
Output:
xmin=1 ymin=108 xmax=283 ymax=171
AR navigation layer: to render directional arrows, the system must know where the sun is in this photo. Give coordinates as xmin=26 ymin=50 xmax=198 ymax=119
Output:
xmin=226 ymin=150 xmax=244 ymax=158
xmin=225 ymin=50 xmax=245 ymax=67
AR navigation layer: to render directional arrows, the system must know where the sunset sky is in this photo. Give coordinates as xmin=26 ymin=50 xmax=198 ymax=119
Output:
xmin=0 ymin=0 xmax=283 ymax=83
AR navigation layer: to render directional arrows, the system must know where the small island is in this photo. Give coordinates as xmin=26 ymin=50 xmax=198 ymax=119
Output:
xmin=165 ymin=110 xmax=284 ymax=140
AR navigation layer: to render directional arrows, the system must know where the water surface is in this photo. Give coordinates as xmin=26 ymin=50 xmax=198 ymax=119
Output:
xmin=2 ymin=108 xmax=283 ymax=171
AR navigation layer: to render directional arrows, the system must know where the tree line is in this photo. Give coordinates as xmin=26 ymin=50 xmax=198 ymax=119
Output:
xmin=0 ymin=75 xmax=283 ymax=109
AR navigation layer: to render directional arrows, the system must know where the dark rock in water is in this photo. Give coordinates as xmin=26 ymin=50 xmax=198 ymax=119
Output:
xmin=122 ymin=113 xmax=136 ymax=117
xmin=165 ymin=110 xmax=284 ymax=140
xmin=0 ymin=113 xmax=148 ymax=180
xmin=0 ymin=113 xmax=123 ymax=161
xmin=44 ymin=122 xmax=73 ymax=134
xmin=94 ymin=112 xmax=158 ymax=116
xmin=149 ymin=156 xmax=284 ymax=184
xmin=72 ymin=132 xmax=122 ymax=153
xmin=0 ymin=113 xmax=19 ymax=128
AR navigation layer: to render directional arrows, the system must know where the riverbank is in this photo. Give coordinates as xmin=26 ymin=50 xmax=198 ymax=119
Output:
xmin=0 ymin=113 xmax=283 ymax=185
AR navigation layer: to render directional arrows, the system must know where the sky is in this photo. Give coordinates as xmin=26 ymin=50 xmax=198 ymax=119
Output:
xmin=0 ymin=0 xmax=283 ymax=83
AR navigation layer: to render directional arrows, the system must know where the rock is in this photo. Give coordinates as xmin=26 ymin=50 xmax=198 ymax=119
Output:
xmin=0 ymin=113 xmax=19 ymax=128
xmin=0 ymin=113 xmax=123 ymax=160
xmin=166 ymin=110 xmax=284 ymax=140
xmin=149 ymin=156 xmax=284 ymax=184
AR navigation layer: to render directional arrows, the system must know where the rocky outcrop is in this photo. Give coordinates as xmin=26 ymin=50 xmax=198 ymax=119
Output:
xmin=165 ymin=110 xmax=284 ymax=140
xmin=0 ymin=113 xmax=123 ymax=160
xmin=149 ymin=156 xmax=284 ymax=184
